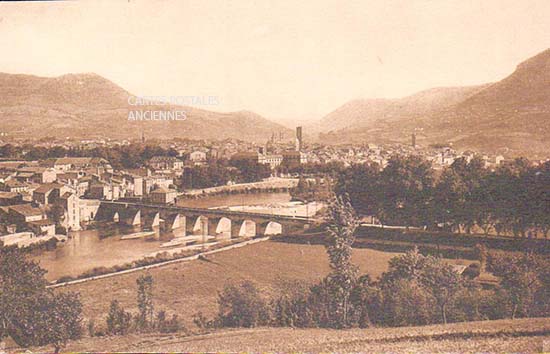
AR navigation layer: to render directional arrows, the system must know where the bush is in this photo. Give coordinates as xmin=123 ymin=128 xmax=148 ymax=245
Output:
xmin=216 ymin=281 xmax=270 ymax=328
xmin=157 ymin=311 xmax=183 ymax=333
xmin=193 ymin=311 xmax=217 ymax=330
xmin=272 ymin=280 xmax=313 ymax=327
xmin=106 ymin=300 xmax=132 ymax=335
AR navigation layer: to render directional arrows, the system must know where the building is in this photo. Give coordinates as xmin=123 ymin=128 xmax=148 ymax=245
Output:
xmin=148 ymin=156 xmax=184 ymax=170
xmin=1 ymin=179 xmax=28 ymax=193
xmin=143 ymin=175 xmax=174 ymax=195
xmin=149 ymin=187 xmax=178 ymax=204
xmin=79 ymin=198 xmax=101 ymax=224
xmin=295 ymin=126 xmax=303 ymax=152
xmin=88 ymin=182 xmax=121 ymax=200
xmin=0 ymin=192 xmax=23 ymax=206
xmin=40 ymin=157 xmax=111 ymax=173
xmin=58 ymin=192 xmax=81 ymax=231
xmin=5 ymin=204 xmax=45 ymax=229
xmin=259 ymin=154 xmax=284 ymax=169
xmin=189 ymin=151 xmax=207 ymax=163
xmin=32 ymin=183 xmax=66 ymax=206
xmin=282 ymin=151 xmax=307 ymax=168
xmin=15 ymin=167 xmax=57 ymax=184
xmin=27 ymin=219 xmax=56 ymax=236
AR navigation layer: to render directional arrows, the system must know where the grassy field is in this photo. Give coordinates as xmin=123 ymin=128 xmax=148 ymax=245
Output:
xmin=33 ymin=318 xmax=550 ymax=353
xmin=58 ymin=240 xmax=475 ymax=328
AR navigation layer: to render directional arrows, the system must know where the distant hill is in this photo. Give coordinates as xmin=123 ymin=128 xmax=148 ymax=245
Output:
xmin=0 ymin=72 xmax=290 ymax=142
xmin=311 ymin=85 xmax=488 ymax=133
xmin=316 ymin=48 xmax=550 ymax=158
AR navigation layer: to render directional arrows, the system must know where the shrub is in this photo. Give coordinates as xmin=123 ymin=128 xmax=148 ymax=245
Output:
xmin=106 ymin=300 xmax=132 ymax=335
xmin=272 ymin=280 xmax=313 ymax=327
xmin=216 ymin=281 xmax=270 ymax=328
xmin=157 ymin=311 xmax=182 ymax=333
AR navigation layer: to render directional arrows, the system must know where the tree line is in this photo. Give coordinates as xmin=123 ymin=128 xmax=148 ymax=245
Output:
xmin=0 ymin=143 xmax=178 ymax=169
xmin=193 ymin=197 xmax=550 ymax=330
xmin=335 ymin=155 xmax=550 ymax=237
xmin=178 ymin=159 xmax=271 ymax=190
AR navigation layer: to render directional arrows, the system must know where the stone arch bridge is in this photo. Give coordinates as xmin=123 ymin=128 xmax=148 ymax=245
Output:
xmin=95 ymin=201 xmax=311 ymax=240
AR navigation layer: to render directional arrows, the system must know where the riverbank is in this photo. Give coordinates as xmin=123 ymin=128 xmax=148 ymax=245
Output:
xmin=54 ymin=240 xmax=474 ymax=329
xmin=50 ymin=236 xmax=269 ymax=288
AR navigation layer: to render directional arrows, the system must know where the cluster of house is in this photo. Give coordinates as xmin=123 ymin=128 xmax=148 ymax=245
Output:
xmin=0 ymin=156 xmax=183 ymax=243
xmin=294 ymin=143 xmax=510 ymax=170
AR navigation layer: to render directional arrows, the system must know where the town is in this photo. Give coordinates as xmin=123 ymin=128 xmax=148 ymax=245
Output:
xmin=1 ymin=125 xmax=535 ymax=249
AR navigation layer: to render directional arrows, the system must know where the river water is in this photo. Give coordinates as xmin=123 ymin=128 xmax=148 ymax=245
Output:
xmin=32 ymin=192 xmax=292 ymax=281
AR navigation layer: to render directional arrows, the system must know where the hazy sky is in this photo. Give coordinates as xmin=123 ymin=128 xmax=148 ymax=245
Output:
xmin=0 ymin=0 xmax=549 ymax=123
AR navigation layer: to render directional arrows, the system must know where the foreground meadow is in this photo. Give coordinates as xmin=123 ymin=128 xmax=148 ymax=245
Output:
xmin=34 ymin=318 xmax=550 ymax=353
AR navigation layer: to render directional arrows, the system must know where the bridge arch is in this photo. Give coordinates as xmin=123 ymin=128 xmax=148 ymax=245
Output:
xmin=210 ymin=217 xmax=232 ymax=239
xmin=231 ymin=219 xmax=256 ymax=238
xmin=258 ymin=221 xmax=283 ymax=236
xmin=188 ymin=215 xmax=208 ymax=235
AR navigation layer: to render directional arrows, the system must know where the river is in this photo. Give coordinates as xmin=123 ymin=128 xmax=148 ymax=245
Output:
xmin=32 ymin=192 xmax=292 ymax=281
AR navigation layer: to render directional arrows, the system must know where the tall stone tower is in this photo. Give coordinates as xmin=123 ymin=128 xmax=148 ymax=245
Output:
xmin=295 ymin=126 xmax=303 ymax=151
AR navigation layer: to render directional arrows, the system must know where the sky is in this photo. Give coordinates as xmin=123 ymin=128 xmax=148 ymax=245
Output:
xmin=0 ymin=0 xmax=549 ymax=123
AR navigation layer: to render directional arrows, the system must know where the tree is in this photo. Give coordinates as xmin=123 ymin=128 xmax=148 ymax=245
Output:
xmin=379 ymin=248 xmax=464 ymax=324
xmin=419 ymin=260 xmax=463 ymax=324
xmin=379 ymin=156 xmax=434 ymax=228
xmin=0 ymin=246 xmax=82 ymax=352
xmin=136 ymin=274 xmax=154 ymax=331
xmin=323 ymin=194 xmax=359 ymax=327
xmin=488 ymin=252 xmax=544 ymax=318
xmin=33 ymin=293 xmax=83 ymax=353
xmin=335 ymin=163 xmax=381 ymax=217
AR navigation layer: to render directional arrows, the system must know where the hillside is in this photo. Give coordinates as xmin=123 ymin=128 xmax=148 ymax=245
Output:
xmin=317 ymin=48 xmax=550 ymax=158
xmin=312 ymin=85 xmax=487 ymax=133
xmin=29 ymin=318 xmax=550 ymax=352
xmin=0 ymin=72 xmax=291 ymax=142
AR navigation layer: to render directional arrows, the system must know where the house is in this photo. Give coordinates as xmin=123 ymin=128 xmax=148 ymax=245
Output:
xmin=88 ymin=182 xmax=121 ymax=200
xmin=58 ymin=192 xmax=81 ymax=231
xmin=57 ymin=174 xmax=92 ymax=197
xmin=6 ymin=204 xmax=45 ymax=226
xmin=32 ymin=183 xmax=66 ymax=206
xmin=124 ymin=174 xmax=144 ymax=196
xmin=189 ymin=151 xmax=207 ymax=162
xmin=0 ymin=192 xmax=23 ymax=206
xmin=150 ymin=187 xmax=178 ymax=204
xmin=27 ymin=219 xmax=56 ymax=236
xmin=148 ymin=156 xmax=184 ymax=170
xmin=15 ymin=167 xmax=57 ymax=183
xmin=143 ymin=175 xmax=174 ymax=195
xmin=40 ymin=157 xmax=111 ymax=173
xmin=1 ymin=179 xmax=29 ymax=193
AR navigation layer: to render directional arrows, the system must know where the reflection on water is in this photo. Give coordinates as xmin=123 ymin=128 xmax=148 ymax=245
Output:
xmin=33 ymin=192 xmax=291 ymax=281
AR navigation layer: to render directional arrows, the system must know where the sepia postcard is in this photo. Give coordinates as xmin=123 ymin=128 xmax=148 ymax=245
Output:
xmin=0 ymin=0 xmax=549 ymax=353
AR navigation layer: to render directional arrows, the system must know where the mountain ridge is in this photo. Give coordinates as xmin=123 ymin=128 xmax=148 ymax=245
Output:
xmin=315 ymin=48 xmax=550 ymax=158
xmin=0 ymin=72 xmax=291 ymax=142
